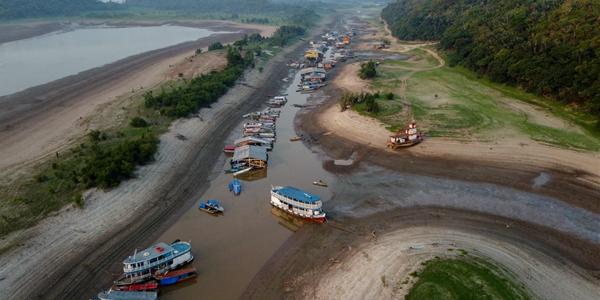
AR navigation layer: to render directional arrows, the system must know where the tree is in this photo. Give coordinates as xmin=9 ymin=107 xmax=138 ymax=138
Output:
xmin=359 ymin=61 xmax=378 ymax=79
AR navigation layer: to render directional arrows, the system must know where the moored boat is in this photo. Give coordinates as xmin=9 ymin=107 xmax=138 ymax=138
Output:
xmin=113 ymin=281 xmax=158 ymax=292
xmin=223 ymin=145 xmax=235 ymax=154
xmin=97 ymin=290 xmax=157 ymax=300
xmin=228 ymin=179 xmax=242 ymax=195
xmin=312 ymin=180 xmax=328 ymax=187
xmin=270 ymin=186 xmax=326 ymax=223
xmin=114 ymin=241 xmax=193 ymax=286
xmin=155 ymin=267 xmax=198 ymax=286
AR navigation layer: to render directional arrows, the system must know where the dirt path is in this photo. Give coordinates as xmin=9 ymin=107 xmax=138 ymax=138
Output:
xmin=0 ymin=19 xmax=329 ymax=300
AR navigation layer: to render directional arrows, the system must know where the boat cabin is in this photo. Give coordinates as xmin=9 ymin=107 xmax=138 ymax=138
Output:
xmin=234 ymin=136 xmax=272 ymax=150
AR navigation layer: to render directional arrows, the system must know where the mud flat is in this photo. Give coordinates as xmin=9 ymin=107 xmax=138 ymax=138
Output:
xmin=0 ymin=18 xmax=330 ymax=300
xmin=243 ymin=208 xmax=600 ymax=300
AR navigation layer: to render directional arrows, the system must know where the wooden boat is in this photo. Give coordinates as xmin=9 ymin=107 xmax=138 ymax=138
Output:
xmin=113 ymin=281 xmax=158 ymax=292
xmin=289 ymin=136 xmax=302 ymax=142
xmin=154 ymin=267 xmax=198 ymax=286
xmin=198 ymin=199 xmax=224 ymax=214
xmin=313 ymin=180 xmax=328 ymax=187
xmin=233 ymin=167 xmax=253 ymax=176
xmin=386 ymin=121 xmax=423 ymax=149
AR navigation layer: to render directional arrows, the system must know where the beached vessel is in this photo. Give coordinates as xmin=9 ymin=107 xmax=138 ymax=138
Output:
xmin=155 ymin=267 xmax=198 ymax=286
xmin=270 ymin=186 xmax=326 ymax=223
xmin=114 ymin=241 xmax=193 ymax=286
xmin=387 ymin=121 xmax=423 ymax=149
xmin=198 ymin=199 xmax=224 ymax=214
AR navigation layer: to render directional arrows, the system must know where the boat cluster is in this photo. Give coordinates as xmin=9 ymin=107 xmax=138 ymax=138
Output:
xmin=95 ymin=241 xmax=196 ymax=300
xmin=223 ymin=96 xmax=288 ymax=176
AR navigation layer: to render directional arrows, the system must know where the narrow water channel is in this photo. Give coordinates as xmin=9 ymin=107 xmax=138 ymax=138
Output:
xmin=155 ymin=70 xmax=335 ymax=299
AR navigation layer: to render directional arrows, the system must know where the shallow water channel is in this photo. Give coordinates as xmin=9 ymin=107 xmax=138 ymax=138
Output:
xmin=155 ymin=71 xmax=334 ymax=299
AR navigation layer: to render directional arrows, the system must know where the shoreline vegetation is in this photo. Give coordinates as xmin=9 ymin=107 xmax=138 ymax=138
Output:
xmin=346 ymin=35 xmax=600 ymax=151
xmin=405 ymin=256 xmax=531 ymax=300
xmin=381 ymin=0 xmax=600 ymax=131
xmin=0 ymin=25 xmax=307 ymax=237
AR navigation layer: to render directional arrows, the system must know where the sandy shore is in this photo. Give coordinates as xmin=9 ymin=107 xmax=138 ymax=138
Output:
xmin=0 ymin=19 xmax=324 ymax=300
xmin=0 ymin=21 xmax=273 ymax=182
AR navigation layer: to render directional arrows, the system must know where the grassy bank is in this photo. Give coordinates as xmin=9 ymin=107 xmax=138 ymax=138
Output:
xmin=357 ymin=48 xmax=600 ymax=151
xmin=0 ymin=26 xmax=307 ymax=237
xmin=406 ymin=256 xmax=531 ymax=300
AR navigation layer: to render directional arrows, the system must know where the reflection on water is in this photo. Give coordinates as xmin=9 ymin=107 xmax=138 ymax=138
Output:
xmin=0 ymin=25 xmax=220 ymax=96
xmin=155 ymin=71 xmax=334 ymax=300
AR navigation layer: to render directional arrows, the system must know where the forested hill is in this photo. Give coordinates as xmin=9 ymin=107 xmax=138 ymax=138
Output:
xmin=0 ymin=0 xmax=119 ymax=20
xmin=382 ymin=0 xmax=600 ymax=124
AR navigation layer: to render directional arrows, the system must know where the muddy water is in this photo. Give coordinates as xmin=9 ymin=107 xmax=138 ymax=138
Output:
xmin=155 ymin=71 xmax=334 ymax=299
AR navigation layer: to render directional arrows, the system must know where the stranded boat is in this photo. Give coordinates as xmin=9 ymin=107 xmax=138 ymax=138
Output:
xmin=312 ymin=180 xmax=328 ymax=187
xmin=386 ymin=121 xmax=423 ymax=149
xmin=270 ymin=186 xmax=326 ymax=223
xmin=114 ymin=241 xmax=193 ymax=286
xmin=155 ymin=267 xmax=198 ymax=286
xmin=198 ymin=199 xmax=224 ymax=214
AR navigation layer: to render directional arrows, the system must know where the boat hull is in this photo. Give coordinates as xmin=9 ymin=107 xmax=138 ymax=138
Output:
xmin=270 ymin=204 xmax=326 ymax=223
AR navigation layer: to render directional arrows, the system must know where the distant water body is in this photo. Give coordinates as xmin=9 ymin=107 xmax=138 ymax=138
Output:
xmin=0 ymin=25 xmax=221 ymax=97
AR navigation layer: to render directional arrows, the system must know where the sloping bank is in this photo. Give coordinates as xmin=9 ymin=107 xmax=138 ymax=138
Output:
xmin=0 ymin=19 xmax=329 ymax=300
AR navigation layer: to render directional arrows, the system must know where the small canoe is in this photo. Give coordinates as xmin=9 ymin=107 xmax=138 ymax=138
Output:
xmin=290 ymin=136 xmax=302 ymax=142
xmin=313 ymin=180 xmax=328 ymax=187
xmin=228 ymin=179 xmax=242 ymax=195
xmin=199 ymin=199 xmax=224 ymax=214
xmin=155 ymin=267 xmax=197 ymax=286
xmin=113 ymin=281 xmax=158 ymax=292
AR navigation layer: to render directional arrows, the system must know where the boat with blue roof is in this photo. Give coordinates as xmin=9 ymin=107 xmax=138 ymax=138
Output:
xmin=198 ymin=199 xmax=224 ymax=214
xmin=270 ymin=186 xmax=326 ymax=223
xmin=114 ymin=241 xmax=193 ymax=286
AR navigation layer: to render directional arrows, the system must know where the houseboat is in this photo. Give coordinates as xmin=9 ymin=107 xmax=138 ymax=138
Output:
xmin=270 ymin=186 xmax=326 ymax=223
xmin=115 ymin=241 xmax=193 ymax=286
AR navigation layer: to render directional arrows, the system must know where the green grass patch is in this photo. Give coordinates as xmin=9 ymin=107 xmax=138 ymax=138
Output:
xmin=366 ymin=56 xmax=600 ymax=150
xmin=406 ymin=257 xmax=531 ymax=300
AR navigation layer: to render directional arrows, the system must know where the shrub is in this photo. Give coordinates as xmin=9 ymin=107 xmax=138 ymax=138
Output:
xmin=130 ymin=117 xmax=149 ymax=128
xmin=386 ymin=92 xmax=394 ymax=100
xmin=208 ymin=42 xmax=224 ymax=51
xmin=359 ymin=61 xmax=378 ymax=79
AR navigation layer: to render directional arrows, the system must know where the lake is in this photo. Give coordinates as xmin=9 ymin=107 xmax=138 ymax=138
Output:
xmin=0 ymin=25 xmax=221 ymax=96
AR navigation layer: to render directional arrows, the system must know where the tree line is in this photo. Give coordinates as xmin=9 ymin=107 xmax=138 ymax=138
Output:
xmin=382 ymin=0 xmax=600 ymax=127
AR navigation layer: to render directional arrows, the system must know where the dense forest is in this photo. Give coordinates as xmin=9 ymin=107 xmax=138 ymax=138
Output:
xmin=382 ymin=0 xmax=600 ymax=125
xmin=0 ymin=0 xmax=119 ymax=19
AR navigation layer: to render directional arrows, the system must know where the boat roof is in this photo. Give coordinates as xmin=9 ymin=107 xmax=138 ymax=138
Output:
xmin=235 ymin=136 xmax=271 ymax=145
xmin=274 ymin=186 xmax=321 ymax=203
xmin=207 ymin=199 xmax=220 ymax=206
xmin=233 ymin=145 xmax=268 ymax=162
xmin=124 ymin=242 xmax=173 ymax=264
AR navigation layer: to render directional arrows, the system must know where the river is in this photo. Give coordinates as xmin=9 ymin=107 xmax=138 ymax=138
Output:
xmin=154 ymin=69 xmax=335 ymax=299
xmin=0 ymin=25 xmax=222 ymax=96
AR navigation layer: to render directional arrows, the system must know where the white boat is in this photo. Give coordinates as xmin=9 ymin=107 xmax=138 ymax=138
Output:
xmin=270 ymin=186 xmax=326 ymax=223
